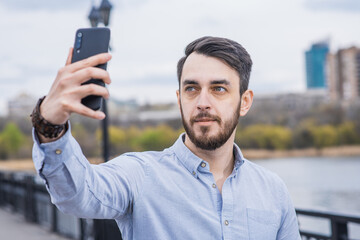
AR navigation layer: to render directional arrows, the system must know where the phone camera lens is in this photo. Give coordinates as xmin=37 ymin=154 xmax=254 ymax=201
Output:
xmin=77 ymin=32 xmax=83 ymax=38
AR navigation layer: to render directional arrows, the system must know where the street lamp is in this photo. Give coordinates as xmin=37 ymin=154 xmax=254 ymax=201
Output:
xmin=87 ymin=0 xmax=113 ymax=163
xmin=87 ymin=1 xmax=121 ymax=239
xmin=88 ymin=6 xmax=101 ymax=27
xmin=99 ymin=0 xmax=113 ymax=26
xmin=88 ymin=0 xmax=113 ymax=27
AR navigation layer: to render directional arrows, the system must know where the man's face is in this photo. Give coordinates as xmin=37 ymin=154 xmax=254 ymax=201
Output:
xmin=177 ymin=52 xmax=242 ymax=150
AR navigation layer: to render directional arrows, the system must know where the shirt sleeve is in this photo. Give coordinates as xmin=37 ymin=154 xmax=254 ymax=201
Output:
xmin=32 ymin=124 xmax=146 ymax=220
xmin=276 ymin=182 xmax=301 ymax=240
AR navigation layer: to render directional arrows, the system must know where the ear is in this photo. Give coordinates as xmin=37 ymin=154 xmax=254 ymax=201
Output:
xmin=240 ymin=90 xmax=254 ymax=117
xmin=176 ymin=90 xmax=181 ymax=109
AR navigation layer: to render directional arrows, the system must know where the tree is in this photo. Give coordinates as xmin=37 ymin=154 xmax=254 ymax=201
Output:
xmin=310 ymin=125 xmax=337 ymax=149
xmin=236 ymin=124 xmax=292 ymax=150
xmin=0 ymin=122 xmax=25 ymax=159
xmin=135 ymin=125 xmax=178 ymax=151
xmin=337 ymin=122 xmax=360 ymax=145
xmin=72 ymin=123 xmax=99 ymax=157
xmin=292 ymin=119 xmax=316 ymax=149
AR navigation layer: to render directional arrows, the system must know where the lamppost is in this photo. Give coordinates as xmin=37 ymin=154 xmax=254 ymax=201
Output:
xmin=87 ymin=3 xmax=121 ymax=239
xmin=88 ymin=0 xmax=113 ymax=27
xmin=88 ymin=0 xmax=113 ymax=163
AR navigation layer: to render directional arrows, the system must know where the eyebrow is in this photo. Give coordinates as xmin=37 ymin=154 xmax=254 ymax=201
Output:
xmin=210 ymin=79 xmax=230 ymax=85
xmin=182 ymin=79 xmax=230 ymax=86
xmin=183 ymin=80 xmax=198 ymax=86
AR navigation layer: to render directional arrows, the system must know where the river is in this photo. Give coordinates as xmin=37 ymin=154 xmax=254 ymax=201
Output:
xmin=253 ymin=155 xmax=360 ymax=238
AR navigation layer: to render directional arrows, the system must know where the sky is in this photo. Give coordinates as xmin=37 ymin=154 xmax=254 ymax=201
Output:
xmin=0 ymin=0 xmax=360 ymax=115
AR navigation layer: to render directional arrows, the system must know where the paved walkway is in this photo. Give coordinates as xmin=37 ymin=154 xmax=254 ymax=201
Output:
xmin=0 ymin=207 xmax=71 ymax=240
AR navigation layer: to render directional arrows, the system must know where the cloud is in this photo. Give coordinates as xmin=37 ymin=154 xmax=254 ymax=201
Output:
xmin=0 ymin=0 xmax=88 ymax=11
xmin=304 ymin=0 xmax=360 ymax=12
xmin=1 ymin=0 xmax=360 ymax=114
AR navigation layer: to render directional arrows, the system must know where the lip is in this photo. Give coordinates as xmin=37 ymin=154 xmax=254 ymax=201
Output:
xmin=193 ymin=118 xmax=217 ymax=126
xmin=194 ymin=118 xmax=216 ymax=122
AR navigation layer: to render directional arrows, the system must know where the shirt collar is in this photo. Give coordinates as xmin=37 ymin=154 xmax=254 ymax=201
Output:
xmin=172 ymin=133 xmax=203 ymax=178
xmin=172 ymin=133 xmax=245 ymax=178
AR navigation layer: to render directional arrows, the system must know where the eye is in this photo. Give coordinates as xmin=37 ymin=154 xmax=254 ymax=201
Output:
xmin=185 ymin=86 xmax=196 ymax=92
xmin=213 ymin=86 xmax=226 ymax=92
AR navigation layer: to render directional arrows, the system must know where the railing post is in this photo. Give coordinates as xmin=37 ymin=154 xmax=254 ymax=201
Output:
xmin=9 ymin=173 xmax=16 ymax=212
xmin=24 ymin=175 xmax=37 ymax=222
xmin=331 ymin=219 xmax=348 ymax=240
xmin=0 ymin=172 xmax=4 ymax=206
xmin=52 ymin=204 xmax=58 ymax=233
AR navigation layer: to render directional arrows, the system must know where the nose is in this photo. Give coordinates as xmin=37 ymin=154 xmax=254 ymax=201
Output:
xmin=197 ymin=91 xmax=211 ymax=111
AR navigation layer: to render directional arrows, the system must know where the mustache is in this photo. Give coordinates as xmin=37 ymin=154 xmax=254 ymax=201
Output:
xmin=190 ymin=112 xmax=221 ymax=124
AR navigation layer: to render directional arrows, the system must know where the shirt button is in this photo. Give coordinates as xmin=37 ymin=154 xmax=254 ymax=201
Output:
xmin=200 ymin=162 xmax=206 ymax=168
xmin=212 ymin=183 xmax=216 ymax=188
xmin=55 ymin=149 xmax=62 ymax=155
xmin=224 ymin=220 xmax=229 ymax=226
xmin=192 ymin=171 xmax=196 ymax=176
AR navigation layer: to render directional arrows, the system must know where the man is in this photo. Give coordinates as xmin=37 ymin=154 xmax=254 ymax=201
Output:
xmin=32 ymin=36 xmax=301 ymax=239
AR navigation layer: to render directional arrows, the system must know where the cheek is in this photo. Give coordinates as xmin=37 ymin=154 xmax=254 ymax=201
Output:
xmin=180 ymin=99 xmax=195 ymax=114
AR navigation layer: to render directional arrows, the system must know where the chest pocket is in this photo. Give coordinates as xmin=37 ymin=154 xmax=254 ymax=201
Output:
xmin=247 ymin=208 xmax=280 ymax=240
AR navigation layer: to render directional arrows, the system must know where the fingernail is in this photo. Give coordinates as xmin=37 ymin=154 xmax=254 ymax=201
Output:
xmin=98 ymin=112 xmax=106 ymax=119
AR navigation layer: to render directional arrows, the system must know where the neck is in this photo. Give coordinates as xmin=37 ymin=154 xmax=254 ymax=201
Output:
xmin=184 ymin=131 xmax=236 ymax=190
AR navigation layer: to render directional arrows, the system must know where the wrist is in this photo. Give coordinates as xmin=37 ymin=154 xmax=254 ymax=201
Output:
xmin=31 ymin=96 xmax=69 ymax=142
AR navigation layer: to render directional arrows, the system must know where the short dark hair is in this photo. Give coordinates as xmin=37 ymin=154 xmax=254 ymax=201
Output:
xmin=177 ymin=36 xmax=252 ymax=95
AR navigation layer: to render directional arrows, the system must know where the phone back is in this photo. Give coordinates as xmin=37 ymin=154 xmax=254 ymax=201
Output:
xmin=71 ymin=27 xmax=111 ymax=110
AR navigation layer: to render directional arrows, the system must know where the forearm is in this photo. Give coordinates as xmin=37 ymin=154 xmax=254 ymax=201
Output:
xmin=32 ymin=127 xmax=124 ymax=219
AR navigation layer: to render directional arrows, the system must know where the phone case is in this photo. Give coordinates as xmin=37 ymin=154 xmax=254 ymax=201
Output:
xmin=71 ymin=27 xmax=111 ymax=110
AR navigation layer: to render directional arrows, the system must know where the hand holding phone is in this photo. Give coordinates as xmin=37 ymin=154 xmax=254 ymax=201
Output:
xmin=71 ymin=27 xmax=111 ymax=110
xmin=39 ymin=28 xmax=112 ymax=131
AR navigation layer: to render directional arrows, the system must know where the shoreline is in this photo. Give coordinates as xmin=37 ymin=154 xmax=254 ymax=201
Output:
xmin=243 ymin=145 xmax=360 ymax=160
xmin=0 ymin=145 xmax=359 ymax=172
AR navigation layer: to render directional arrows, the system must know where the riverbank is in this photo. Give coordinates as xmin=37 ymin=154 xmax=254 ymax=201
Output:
xmin=243 ymin=145 xmax=360 ymax=160
xmin=0 ymin=145 xmax=359 ymax=171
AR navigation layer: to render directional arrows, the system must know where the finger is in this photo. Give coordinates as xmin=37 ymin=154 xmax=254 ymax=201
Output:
xmin=68 ymin=53 xmax=111 ymax=73
xmin=76 ymin=84 xmax=110 ymax=100
xmin=72 ymin=67 xmax=111 ymax=85
xmin=69 ymin=102 xmax=106 ymax=120
xmin=65 ymin=47 xmax=73 ymax=66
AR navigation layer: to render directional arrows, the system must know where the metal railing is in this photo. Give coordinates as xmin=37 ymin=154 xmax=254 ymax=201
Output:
xmin=0 ymin=171 xmax=121 ymax=240
xmin=1 ymin=170 xmax=360 ymax=240
xmin=296 ymin=208 xmax=360 ymax=240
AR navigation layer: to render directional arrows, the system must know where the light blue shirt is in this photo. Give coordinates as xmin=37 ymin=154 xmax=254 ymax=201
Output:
xmin=32 ymin=127 xmax=300 ymax=240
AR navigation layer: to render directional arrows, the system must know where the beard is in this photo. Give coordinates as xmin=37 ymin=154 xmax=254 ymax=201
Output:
xmin=180 ymin=100 xmax=241 ymax=151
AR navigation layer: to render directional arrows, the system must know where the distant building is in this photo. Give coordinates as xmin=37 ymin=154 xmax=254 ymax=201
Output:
xmin=305 ymin=41 xmax=329 ymax=89
xmin=107 ymin=98 xmax=180 ymax=124
xmin=326 ymin=46 xmax=360 ymax=101
xmin=8 ymin=93 xmax=37 ymax=118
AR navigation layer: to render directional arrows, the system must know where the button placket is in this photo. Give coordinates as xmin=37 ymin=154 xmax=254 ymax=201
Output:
xmin=221 ymin=178 xmax=233 ymax=240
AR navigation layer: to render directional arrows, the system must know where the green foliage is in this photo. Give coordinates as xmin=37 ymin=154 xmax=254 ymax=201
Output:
xmin=0 ymin=122 xmax=25 ymax=159
xmin=236 ymin=124 xmax=292 ymax=150
xmin=337 ymin=122 xmax=360 ymax=145
xmin=134 ymin=125 xmax=178 ymax=151
xmin=1 ymin=110 xmax=360 ymax=159
xmin=292 ymin=119 xmax=316 ymax=148
xmin=310 ymin=125 xmax=337 ymax=149
xmin=72 ymin=123 xmax=100 ymax=157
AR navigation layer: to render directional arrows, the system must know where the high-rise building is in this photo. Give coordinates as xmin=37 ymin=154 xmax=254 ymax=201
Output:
xmin=326 ymin=46 xmax=360 ymax=101
xmin=305 ymin=42 xmax=329 ymax=89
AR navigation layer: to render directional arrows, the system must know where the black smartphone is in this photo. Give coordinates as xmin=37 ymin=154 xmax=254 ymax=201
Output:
xmin=71 ymin=27 xmax=111 ymax=110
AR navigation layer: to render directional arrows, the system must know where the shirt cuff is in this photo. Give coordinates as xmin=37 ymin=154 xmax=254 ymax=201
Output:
xmin=32 ymin=122 xmax=72 ymax=175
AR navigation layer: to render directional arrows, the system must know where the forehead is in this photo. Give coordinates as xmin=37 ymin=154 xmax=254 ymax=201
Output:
xmin=181 ymin=52 xmax=240 ymax=85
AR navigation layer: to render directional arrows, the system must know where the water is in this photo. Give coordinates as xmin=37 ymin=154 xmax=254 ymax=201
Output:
xmin=253 ymin=156 xmax=360 ymax=238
